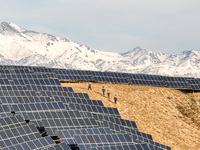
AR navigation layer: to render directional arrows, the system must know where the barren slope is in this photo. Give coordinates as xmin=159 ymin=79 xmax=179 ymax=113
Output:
xmin=62 ymin=82 xmax=200 ymax=150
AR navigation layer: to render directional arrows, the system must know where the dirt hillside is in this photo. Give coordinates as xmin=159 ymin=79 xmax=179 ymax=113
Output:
xmin=61 ymin=82 xmax=200 ymax=150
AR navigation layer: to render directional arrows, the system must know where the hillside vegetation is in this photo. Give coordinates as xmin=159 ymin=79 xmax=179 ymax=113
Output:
xmin=62 ymin=82 xmax=200 ymax=150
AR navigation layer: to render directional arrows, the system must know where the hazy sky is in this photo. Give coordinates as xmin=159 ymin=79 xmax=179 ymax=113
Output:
xmin=1 ymin=0 xmax=200 ymax=53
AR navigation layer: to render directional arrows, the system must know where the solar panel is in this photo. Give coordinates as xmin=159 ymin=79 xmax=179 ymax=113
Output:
xmin=0 ymin=113 xmax=12 ymax=118
xmin=32 ymin=67 xmax=54 ymax=73
xmin=53 ymin=96 xmax=104 ymax=107
xmin=0 ymin=85 xmax=27 ymax=91
xmin=91 ymin=71 xmax=129 ymax=84
xmin=56 ymin=127 xmax=113 ymax=147
xmin=103 ymin=115 xmax=138 ymax=129
xmin=0 ymin=96 xmax=52 ymax=104
xmin=39 ymin=91 xmax=90 ymax=99
xmin=68 ymin=103 xmax=121 ymax=117
xmin=20 ymin=110 xmax=82 ymax=120
xmin=25 ymin=85 xmax=74 ymax=92
xmin=0 ymin=69 xmax=31 ymax=74
xmin=42 ymin=117 xmax=98 ymax=128
xmin=9 ymin=102 xmax=65 ymax=112
xmin=56 ymin=127 xmax=112 ymax=139
xmin=79 ymin=110 xmax=108 ymax=124
xmin=2 ymin=136 xmax=55 ymax=150
xmin=0 ymin=104 xmax=10 ymax=112
xmin=90 ymin=143 xmax=169 ymax=150
xmin=187 ymin=78 xmax=200 ymax=91
xmin=0 ymin=123 xmax=39 ymax=138
xmin=0 ymin=105 xmax=11 ymax=118
xmin=130 ymin=134 xmax=171 ymax=150
xmin=0 ymin=115 xmax=26 ymax=131
xmin=80 ymin=110 xmax=138 ymax=130
xmin=12 ymin=78 xmax=61 ymax=86
xmin=42 ymin=142 xmax=71 ymax=150
xmin=129 ymin=74 xmax=165 ymax=87
xmin=162 ymin=76 xmax=192 ymax=89
xmin=0 ymin=79 xmax=11 ymax=85
xmin=43 ymin=118 xmax=99 ymax=136
xmin=1 ymin=73 xmax=57 ymax=81
xmin=0 ymin=124 xmax=41 ymax=148
xmin=56 ymin=74 xmax=93 ymax=82
xmin=0 ymin=90 xmax=38 ymax=97
xmin=54 ymin=69 xmax=94 ymax=82
xmin=74 ymin=133 xmax=133 ymax=150
xmin=102 ymin=120 xmax=153 ymax=140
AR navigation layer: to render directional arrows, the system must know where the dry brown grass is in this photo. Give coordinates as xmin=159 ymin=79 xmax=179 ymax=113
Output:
xmin=61 ymin=82 xmax=200 ymax=150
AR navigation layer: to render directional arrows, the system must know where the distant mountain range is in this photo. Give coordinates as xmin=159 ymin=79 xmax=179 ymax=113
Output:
xmin=0 ymin=21 xmax=200 ymax=77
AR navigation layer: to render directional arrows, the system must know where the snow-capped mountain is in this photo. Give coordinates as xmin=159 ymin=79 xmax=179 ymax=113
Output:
xmin=0 ymin=21 xmax=200 ymax=77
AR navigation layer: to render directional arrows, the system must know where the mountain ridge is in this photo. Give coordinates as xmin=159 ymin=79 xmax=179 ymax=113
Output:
xmin=0 ymin=22 xmax=200 ymax=77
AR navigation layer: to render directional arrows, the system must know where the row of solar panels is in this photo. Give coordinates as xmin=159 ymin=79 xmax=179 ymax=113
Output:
xmin=0 ymin=65 xmax=199 ymax=91
xmin=0 ymin=65 xmax=171 ymax=150
xmin=0 ymin=109 xmax=171 ymax=150
xmin=1 ymin=114 xmax=168 ymax=150
xmin=55 ymin=70 xmax=200 ymax=90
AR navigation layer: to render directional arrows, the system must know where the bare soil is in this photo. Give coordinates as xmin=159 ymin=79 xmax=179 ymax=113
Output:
xmin=61 ymin=82 xmax=200 ymax=150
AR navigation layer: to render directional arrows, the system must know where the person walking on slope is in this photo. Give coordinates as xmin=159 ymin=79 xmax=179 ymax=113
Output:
xmin=102 ymin=86 xmax=105 ymax=96
xmin=88 ymin=82 xmax=92 ymax=90
xmin=114 ymin=95 xmax=118 ymax=104
xmin=107 ymin=90 xmax=110 ymax=98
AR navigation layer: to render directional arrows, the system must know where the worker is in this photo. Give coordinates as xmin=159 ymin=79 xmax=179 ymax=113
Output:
xmin=88 ymin=82 xmax=92 ymax=90
xmin=102 ymin=86 xmax=105 ymax=96
xmin=114 ymin=95 xmax=118 ymax=104
xmin=107 ymin=90 xmax=110 ymax=98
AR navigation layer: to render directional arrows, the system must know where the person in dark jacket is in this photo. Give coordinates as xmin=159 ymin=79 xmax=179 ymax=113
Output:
xmin=114 ymin=95 xmax=118 ymax=104
xmin=107 ymin=90 xmax=110 ymax=98
xmin=102 ymin=86 xmax=105 ymax=96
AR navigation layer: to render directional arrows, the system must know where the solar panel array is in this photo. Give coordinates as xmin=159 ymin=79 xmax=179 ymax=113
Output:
xmin=54 ymin=69 xmax=94 ymax=82
xmin=187 ymin=78 xmax=200 ymax=91
xmin=53 ymin=68 xmax=200 ymax=91
xmin=90 ymin=143 xmax=165 ymax=150
xmin=91 ymin=71 xmax=129 ymax=84
xmin=132 ymin=74 xmax=167 ymax=88
xmin=0 ymin=65 xmax=172 ymax=150
xmin=0 ymin=65 xmax=199 ymax=90
xmin=0 ymin=115 xmax=56 ymax=150
xmin=161 ymin=76 xmax=192 ymax=88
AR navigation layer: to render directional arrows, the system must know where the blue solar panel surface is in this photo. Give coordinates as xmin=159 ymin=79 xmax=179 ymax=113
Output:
xmin=0 ymin=65 xmax=172 ymax=150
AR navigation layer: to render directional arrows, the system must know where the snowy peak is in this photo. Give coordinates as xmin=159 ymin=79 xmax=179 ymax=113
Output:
xmin=0 ymin=22 xmax=66 ymax=42
xmin=9 ymin=23 xmax=25 ymax=32
xmin=0 ymin=22 xmax=24 ymax=34
xmin=121 ymin=47 xmax=164 ymax=66
xmin=0 ymin=21 xmax=200 ymax=77
xmin=121 ymin=46 xmax=146 ymax=56
xmin=181 ymin=49 xmax=200 ymax=58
